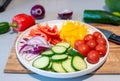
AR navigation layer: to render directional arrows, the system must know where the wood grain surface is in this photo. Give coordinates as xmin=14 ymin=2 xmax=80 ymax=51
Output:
xmin=4 ymin=24 xmax=120 ymax=74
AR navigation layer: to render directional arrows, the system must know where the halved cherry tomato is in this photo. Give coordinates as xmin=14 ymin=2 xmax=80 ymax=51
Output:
xmin=84 ymin=34 xmax=95 ymax=42
xmin=77 ymin=44 xmax=90 ymax=57
xmin=87 ymin=39 xmax=97 ymax=49
xmin=93 ymin=31 xmax=102 ymax=39
xmin=95 ymin=44 xmax=107 ymax=57
xmin=87 ymin=50 xmax=100 ymax=64
xmin=74 ymin=40 xmax=85 ymax=50
xmin=97 ymin=38 xmax=106 ymax=45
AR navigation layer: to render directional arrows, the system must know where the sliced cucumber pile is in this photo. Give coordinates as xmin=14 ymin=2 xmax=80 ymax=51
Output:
xmin=32 ymin=42 xmax=87 ymax=73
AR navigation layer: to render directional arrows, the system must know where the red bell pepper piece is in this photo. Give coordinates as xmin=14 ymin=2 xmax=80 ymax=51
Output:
xmin=11 ymin=13 xmax=35 ymax=32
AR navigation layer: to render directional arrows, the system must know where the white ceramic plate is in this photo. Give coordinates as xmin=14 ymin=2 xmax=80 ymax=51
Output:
xmin=15 ymin=20 xmax=109 ymax=78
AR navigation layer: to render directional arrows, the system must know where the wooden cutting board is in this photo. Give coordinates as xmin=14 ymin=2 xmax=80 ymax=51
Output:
xmin=4 ymin=24 xmax=120 ymax=74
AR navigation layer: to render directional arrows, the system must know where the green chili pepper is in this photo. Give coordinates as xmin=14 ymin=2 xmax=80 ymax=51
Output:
xmin=0 ymin=22 xmax=10 ymax=34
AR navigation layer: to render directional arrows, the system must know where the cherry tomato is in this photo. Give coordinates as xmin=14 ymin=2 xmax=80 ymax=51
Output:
xmin=74 ymin=40 xmax=85 ymax=50
xmin=77 ymin=44 xmax=90 ymax=57
xmin=93 ymin=31 xmax=102 ymax=39
xmin=97 ymin=38 xmax=106 ymax=45
xmin=87 ymin=40 xmax=97 ymax=49
xmin=95 ymin=44 xmax=107 ymax=57
xmin=84 ymin=34 xmax=95 ymax=42
xmin=87 ymin=50 xmax=100 ymax=64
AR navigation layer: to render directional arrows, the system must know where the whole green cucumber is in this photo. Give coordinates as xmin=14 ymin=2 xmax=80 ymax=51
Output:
xmin=83 ymin=10 xmax=120 ymax=25
xmin=0 ymin=22 xmax=10 ymax=34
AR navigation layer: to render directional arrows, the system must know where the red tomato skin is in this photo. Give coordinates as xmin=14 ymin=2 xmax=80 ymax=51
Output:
xmin=77 ymin=44 xmax=90 ymax=57
xmin=95 ymin=44 xmax=107 ymax=57
xmin=93 ymin=31 xmax=102 ymax=39
xmin=97 ymin=38 xmax=106 ymax=45
xmin=87 ymin=50 xmax=100 ymax=64
xmin=74 ymin=40 xmax=85 ymax=50
xmin=84 ymin=34 xmax=95 ymax=42
xmin=87 ymin=40 xmax=97 ymax=49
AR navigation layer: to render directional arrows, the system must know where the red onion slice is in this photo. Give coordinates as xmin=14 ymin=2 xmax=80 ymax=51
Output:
xmin=58 ymin=9 xmax=73 ymax=19
xmin=19 ymin=36 xmax=51 ymax=55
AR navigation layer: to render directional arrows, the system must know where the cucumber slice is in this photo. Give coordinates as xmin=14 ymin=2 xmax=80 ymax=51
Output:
xmin=51 ymin=46 xmax=67 ymax=54
xmin=41 ymin=50 xmax=54 ymax=57
xmin=62 ymin=58 xmax=76 ymax=72
xmin=56 ymin=42 xmax=70 ymax=49
xmin=51 ymin=54 xmax=68 ymax=62
xmin=72 ymin=56 xmax=87 ymax=71
xmin=52 ymin=62 xmax=66 ymax=73
xmin=32 ymin=56 xmax=50 ymax=69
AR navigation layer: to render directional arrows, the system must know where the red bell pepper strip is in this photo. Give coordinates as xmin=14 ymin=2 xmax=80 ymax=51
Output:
xmin=11 ymin=13 xmax=35 ymax=32
xmin=29 ymin=29 xmax=48 ymax=40
xmin=37 ymin=24 xmax=59 ymax=36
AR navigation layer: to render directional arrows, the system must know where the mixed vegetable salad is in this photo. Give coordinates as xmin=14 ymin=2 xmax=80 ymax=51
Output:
xmin=19 ymin=20 xmax=107 ymax=73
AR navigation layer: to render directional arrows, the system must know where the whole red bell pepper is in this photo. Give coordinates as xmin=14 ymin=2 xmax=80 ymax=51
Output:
xmin=11 ymin=13 xmax=35 ymax=32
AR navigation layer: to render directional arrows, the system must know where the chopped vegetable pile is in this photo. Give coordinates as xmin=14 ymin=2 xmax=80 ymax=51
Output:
xmin=60 ymin=21 xmax=88 ymax=47
xmin=27 ymin=24 xmax=62 ymax=45
xmin=19 ymin=36 xmax=51 ymax=54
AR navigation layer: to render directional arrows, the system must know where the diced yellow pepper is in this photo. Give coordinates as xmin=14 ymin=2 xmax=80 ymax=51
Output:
xmin=60 ymin=21 xmax=88 ymax=47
